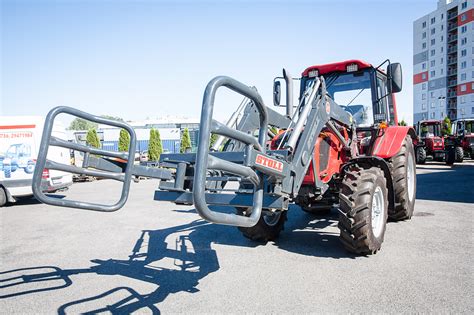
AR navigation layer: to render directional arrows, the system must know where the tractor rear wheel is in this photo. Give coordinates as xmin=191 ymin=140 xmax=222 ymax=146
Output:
xmin=455 ymin=147 xmax=464 ymax=163
xmin=416 ymin=146 xmax=426 ymax=164
xmin=236 ymin=208 xmax=287 ymax=242
xmin=389 ymin=136 xmax=416 ymax=221
xmin=338 ymin=165 xmax=388 ymax=255
xmin=0 ymin=187 xmax=7 ymax=207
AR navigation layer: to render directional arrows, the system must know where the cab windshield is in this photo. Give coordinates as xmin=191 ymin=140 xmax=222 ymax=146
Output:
xmin=420 ymin=123 xmax=441 ymax=137
xmin=304 ymin=70 xmax=375 ymax=127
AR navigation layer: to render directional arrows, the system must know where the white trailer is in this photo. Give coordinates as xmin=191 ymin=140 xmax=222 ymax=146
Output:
xmin=0 ymin=116 xmax=73 ymax=206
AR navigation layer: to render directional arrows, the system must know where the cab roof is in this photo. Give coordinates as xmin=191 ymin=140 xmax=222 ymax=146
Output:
xmin=302 ymin=59 xmax=372 ymax=77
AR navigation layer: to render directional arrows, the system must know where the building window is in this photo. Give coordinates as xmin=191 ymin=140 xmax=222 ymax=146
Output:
xmin=441 ymin=46 xmax=443 ymax=53
xmin=440 ymin=57 xmax=443 ymax=64
xmin=422 ymin=63 xmax=426 ymax=70
xmin=461 ymin=96 xmax=466 ymax=103
xmin=430 ymin=80 xmax=436 ymax=88
xmin=430 ymin=60 xmax=435 ymax=67
xmin=441 ymin=24 xmax=444 ymax=31
xmin=472 ymin=71 xmax=474 ymax=78
xmin=422 ymin=83 xmax=427 ymax=90
xmin=431 ymin=102 xmax=435 ymax=108
xmin=422 ymin=94 xmax=426 ymax=100
xmin=422 ymin=42 xmax=427 ymax=49
xmin=431 ymin=17 xmax=435 ymax=24
xmin=441 ymin=68 xmax=444 ymax=75
xmin=431 ymin=28 xmax=436 ymax=35
xmin=440 ymin=99 xmax=444 ymax=107
xmin=441 ymin=112 xmax=444 ymax=118
xmin=430 ymin=112 xmax=435 ymax=118
xmin=472 ymin=107 xmax=474 ymax=115
xmin=422 ymin=32 xmax=426 ymax=39
xmin=461 ymin=25 xmax=467 ymax=33
xmin=461 ymin=84 xmax=467 ymax=92
xmin=461 ymin=73 xmax=467 ymax=80
xmin=462 ymin=49 xmax=467 ymax=57
xmin=422 ymin=73 xmax=427 ymax=80
xmin=422 ymin=103 xmax=427 ymax=110
xmin=462 ymin=37 xmax=467 ymax=45
xmin=442 ymin=13 xmax=444 ymax=20
xmin=430 ymin=70 xmax=435 ymax=77
xmin=472 ymin=59 xmax=474 ymax=66
xmin=441 ymin=35 xmax=444 ymax=41
xmin=462 ymin=1 xmax=467 ymax=9
xmin=431 ymin=39 xmax=436 ymax=45
xmin=461 ymin=14 xmax=467 ymax=22
xmin=431 ymin=91 xmax=435 ymax=98
xmin=430 ymin=49 xmax=435 ymax=56
xmin=461 ymin=61 xmax=467 ymax=69
xmin=472 ymin=83 xmax=474 ymax=90
xmin=422 ymin=21 xmax=426 ymax=28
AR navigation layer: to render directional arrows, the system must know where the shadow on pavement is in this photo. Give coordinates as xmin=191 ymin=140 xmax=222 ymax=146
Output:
xmin=416 ymin=163 xmax=474 ymax=203
xmin=0 ymin=204 xmax=356 ymax=313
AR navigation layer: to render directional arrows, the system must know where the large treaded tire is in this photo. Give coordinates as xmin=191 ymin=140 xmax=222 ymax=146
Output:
xmin=446 ymin=147 xmax=455 ymax=165
xmin=416 ymin=146 xmax=426 ymax=164
xmin=0 ymin=187 xmax=6 ymax=207
xmin=338 ymin=165 xmax=388 ymax=255
xmin=389 ymin=136 xmax=416 ymax=221
xmin=236 ymin=208 xmax=287 ymax=242
xmin=455 ymin=147 xmax=464 ymax=163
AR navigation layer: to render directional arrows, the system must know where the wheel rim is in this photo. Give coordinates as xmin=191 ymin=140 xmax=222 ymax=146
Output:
xmin=263 ymin=211 xmax=282 ymax=226
xmin=407 ymin=153 xmax=415 ymax=202
xmin=371 ymin=186 xmax=385 ymax=238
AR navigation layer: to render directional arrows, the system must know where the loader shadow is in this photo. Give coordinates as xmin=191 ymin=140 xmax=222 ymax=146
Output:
xmin=6 ymin=194 xmax=66 ymax=207
xmin=1 ymin=208 xmax=353 ymax=313
xmin=416 ymin=163 xmax=474 ymax=203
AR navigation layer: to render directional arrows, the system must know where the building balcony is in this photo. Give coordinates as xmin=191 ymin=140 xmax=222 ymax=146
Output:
xmin=447 ymin=46 xmax=458 ymax=54
xmin=447 ymin=102 xmax=457 ymax=110
xmin=447 ymin=69 xmax=458 ymax=76
xmin=448 ymin=23 xmax=458 ymax=32
xmin=447 ymin=91 xmax=457 ymax=98
xmin=448 ymin=11 xmax=458 ymax=20
xmin=448 ymin=80 xmax=457 ymax=87
xmin=448 ymin=34 xmax=458 ymax=43
xmin=447 ymin=58 xmax=457 ymax=65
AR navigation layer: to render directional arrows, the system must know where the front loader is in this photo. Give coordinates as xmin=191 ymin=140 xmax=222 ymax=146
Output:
xmin=32 ymin=59 xmax=416 ymax=255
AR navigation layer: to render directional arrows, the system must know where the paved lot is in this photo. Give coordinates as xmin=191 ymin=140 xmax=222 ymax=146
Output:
xmin=1 ymin=161 xmax=473 ymax=314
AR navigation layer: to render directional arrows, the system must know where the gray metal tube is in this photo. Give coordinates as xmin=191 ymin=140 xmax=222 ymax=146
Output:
xmin=283 ymin=69 xmax=293 ymax=117
xmin=211 ymin=119 xmax=263 ymax=152
xmin=193 ymin=76 xmax=267 ymax=227
xmin=285 ymin=78 xmax=321 ymax=152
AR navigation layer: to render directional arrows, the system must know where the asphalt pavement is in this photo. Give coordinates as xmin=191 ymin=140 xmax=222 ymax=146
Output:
xmin=1 ymin=160 xmax=473 ymax=313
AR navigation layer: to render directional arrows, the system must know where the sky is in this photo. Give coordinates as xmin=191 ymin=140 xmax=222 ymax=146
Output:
xmin=1 ymin=0 xmax=437 ymax=125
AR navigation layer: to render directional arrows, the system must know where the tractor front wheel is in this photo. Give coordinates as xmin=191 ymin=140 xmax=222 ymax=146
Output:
xmin=416 ymin=146 xmax=426 ymax=164
xmin=446 ymin=147 xmax=455 ymax=165
xmin=389 ymin=136 xmax=416 ymax=221
xmin=338 ymin=165 xmax=388 ymax=255
xmin=455 ymin=147 xmax=464 ymax=163
xmin=236 ymin=208 xmax=287 ymax=242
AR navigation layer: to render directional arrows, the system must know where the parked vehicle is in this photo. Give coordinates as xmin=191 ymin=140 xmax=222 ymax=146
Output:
xmin=0 ymin=117 xmax=73 ymax=207
xmin=449 ymin=118 xmax=474 ymax=159
xmin=33 ymin=59 xmax=415 ymax=255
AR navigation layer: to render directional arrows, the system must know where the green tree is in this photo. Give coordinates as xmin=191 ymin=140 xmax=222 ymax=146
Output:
xmin=180 ymin=128 xmax=192 ymax=153
xmin=68 ymin=118 xmax=98 ymax=131
xmin=210 ymin=133 xmax=219 ymax=148
xmin=118 ymin=129 xmax=130 ymax=152
xmin=86 ymin=128 xmax=101 ymax=148
xmin=442 ymin=117 xmax=452 ymax=136
xmin=398 ymin=119 xmax=407 ymax=126
xmin=101 ymin=115 xmax=124 ymax=122
xmin=148 ymin=128 xmax=162 ymax=161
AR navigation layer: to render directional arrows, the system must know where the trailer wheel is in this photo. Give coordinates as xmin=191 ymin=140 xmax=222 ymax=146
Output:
xmin=415 ymin=147 xmax=426 ymax=164
xmin=236 ymin=208 xmax=287 ymax=242
xmin=389 ymin=136 xmax=416 ymax=221
xmin=455 ymin=147 xmax=464 ymax=163
xmin=338 ymin=165 xmax=388 ymax=255
xmin=0 ymin=187 xmax=6 ymax=207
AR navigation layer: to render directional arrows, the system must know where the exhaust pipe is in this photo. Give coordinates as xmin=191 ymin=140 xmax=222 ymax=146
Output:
xmin=283 ymin=69 xmax=293 ymax=117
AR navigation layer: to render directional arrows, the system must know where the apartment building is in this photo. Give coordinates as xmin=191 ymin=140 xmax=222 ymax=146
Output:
xmin=413 ymin=0 xmax=474 ymax=123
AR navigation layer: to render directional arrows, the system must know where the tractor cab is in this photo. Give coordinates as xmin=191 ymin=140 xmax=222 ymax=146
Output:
xmin=452 ymin=119 xmax=474 ymax=158
xmin=416 ymin=120 xmax=443 ymax=139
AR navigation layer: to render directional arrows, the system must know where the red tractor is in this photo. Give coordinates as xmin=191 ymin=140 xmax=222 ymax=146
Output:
xmin=414 ymin=120 xmax=448 ymax=164
xmin=449 ymin=118 xmax=474 ymax=159
xmin=32 ymin=59 xmax=417 ymax=255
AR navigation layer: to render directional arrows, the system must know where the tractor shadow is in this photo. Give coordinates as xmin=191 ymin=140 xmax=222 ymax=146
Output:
xmin=1 ymin=207 xmax=354 ymax=313
xmin=416 ymin=162 xmax=474 ymax=203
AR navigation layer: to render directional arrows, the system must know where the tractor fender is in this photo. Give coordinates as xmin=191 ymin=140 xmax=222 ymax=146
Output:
xmin=372 ymin=126 xmax=416 ymax=159
xmin=343 ymin=156 xmax=395 ymax=212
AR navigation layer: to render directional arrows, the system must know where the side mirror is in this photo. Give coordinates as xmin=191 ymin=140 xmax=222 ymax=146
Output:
xmin=273 ymin=80 xmax=281 ymax=106
xmin=387 ymin=63 xmax=402 ymax=93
